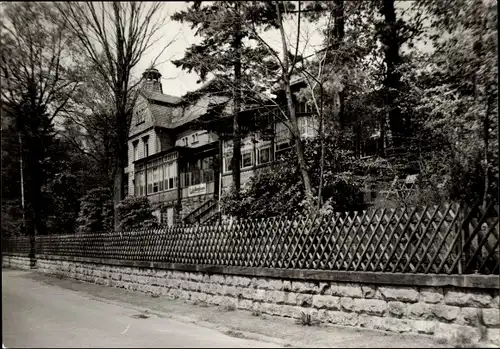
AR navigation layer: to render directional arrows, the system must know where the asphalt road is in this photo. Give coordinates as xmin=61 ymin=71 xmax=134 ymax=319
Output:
xmin=2 ymin=269 xmax=280 ymax=348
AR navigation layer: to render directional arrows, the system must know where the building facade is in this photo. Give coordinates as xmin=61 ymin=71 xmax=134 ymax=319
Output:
xmin=126 ymin=68 xmax=318 ymax=226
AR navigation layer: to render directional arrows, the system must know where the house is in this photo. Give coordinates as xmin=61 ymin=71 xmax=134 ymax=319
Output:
xmin=126 ymin=68 xmax=319 ymax=226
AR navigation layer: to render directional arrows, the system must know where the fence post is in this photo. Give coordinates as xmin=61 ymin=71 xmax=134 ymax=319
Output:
xmin=457 ymin=203 xmax=463 ymax=275
xmin=29 ymin=230 xmax=36 ymax=269
xmin=461 ymin=202 xmax=473 ymax=273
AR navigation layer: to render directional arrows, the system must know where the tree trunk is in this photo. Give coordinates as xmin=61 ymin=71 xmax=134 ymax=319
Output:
xmin=355 ymin=122 xmax=361 ymax=159
xmin=379 ymin=115 xmax=386 ymax=157
xmin=231 ymin=2 xmax=242 ymax=198
xmin=112 ymin=103 xmax=128 ymax=231
xmin=380 ymin=0 xmax=404 ymax=150
xmin=317 ymin=85 xmax=325 ymax=209
xmin=113 ymin=166 xmax=123 ymax=230
xmin=276 ymin=1 xmax=314 ymax=209
xmin=26 ymin=152 xmax=44 ymax=266
xmin=333 ymin=0 xmax=345 ymax=129
xmin=482 ymin=89 xmax=493 ymax=209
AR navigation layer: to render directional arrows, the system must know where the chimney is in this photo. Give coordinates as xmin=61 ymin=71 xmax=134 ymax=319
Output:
xmin=141 ymin=67 xmax=163 ymax=94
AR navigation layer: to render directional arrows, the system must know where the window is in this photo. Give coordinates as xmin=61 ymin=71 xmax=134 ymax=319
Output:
xmin=201 ymin=157 xmax=211 ymax=170
xmin=241 ymin=150 xmax=254 ymax=169
xmin=298 ymin=116 xmax=318 ymax=138
xmin=153 ymin=167 xmax=159 ymax=193
xmin=276 ymin=140 xmax=292 ymax=151
xmin=163 ymin=163 xmax=169 ymax=190
xmin=163 ymin=161 xmax=177 ymax=190
xmin=133 ymin=142 xmax=139 ymax=161
xmin=135 ymin=171 xmax=145 ymax=196
xmin=147 ymin=168 xmax=153 ymax=194
xmin=169 ymin=162 xmax=177 ymax=189
xmin=275 ymin=122 xmax=292 ymax=156
xmin=192 ymin=170 xmax=201 ymax=185
xmin=223 ymin=139 xmax=233 ymax=151
xmin=191 ymin=133 xmax=199 ymax=144
xmin=258 ymin=147 xmax=271 ymax=165
xmin=124 ymin=174 xmax=129 ymax=197
xmin=135 ymin=107 xmax=145 ymax=125
xmin=159 ymin=166 xmax=164 ymax=191
xmin=296 ymin=101 xmax=309 ymax=114
xmin=182 ymin=137 xmax=188 ymax=146
xmin=224 ymin=155 xmax=233 ymax=173
xmin=143 ymin=137 xmax=149 ymax=157
xmin=156 ymin=135 xmax=161 ymax=153
xmin=275 ymin=122 xmax=291 ymax=141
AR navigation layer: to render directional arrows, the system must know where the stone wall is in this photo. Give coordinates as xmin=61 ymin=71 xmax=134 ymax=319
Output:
xmin=3 ymin=255 xmax=499 ymax=345
xmin=2 ymin=255 xmax=32 ymax=270
xmin=180 ymin=194 xmax=213 ymax=221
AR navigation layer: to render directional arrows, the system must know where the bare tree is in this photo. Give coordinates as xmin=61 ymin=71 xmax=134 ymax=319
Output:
xmin=1 ymin=2 xmax=80 ymax=121
xmin=1 ymin=2 xmax=82 ymax=263
xmin=56 ymin=2 xmax=175 ymax=230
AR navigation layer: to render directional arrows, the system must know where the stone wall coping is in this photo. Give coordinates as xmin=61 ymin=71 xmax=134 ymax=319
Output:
xmin=2 ymin=253 xmax=29 ymax=257
xmin=4 ymin=253 xmax=499 ymax=289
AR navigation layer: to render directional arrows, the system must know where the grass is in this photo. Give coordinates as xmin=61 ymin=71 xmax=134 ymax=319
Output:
xmin=295 ymin=312 xmax=319 ymax=327
xmin=436 ymin=338 xmax=447 ymax=345
xmin=436 ymin=332 xmax=482 ymax=348
xmin=224 ymin=330 xmax=245 ymax=339
xmin=220 ymin=304 xmax=237 ymax=312
xmin=193 ymin=300 xmax=210 ymax=308
xmin=131 ymin=313 xmax=149 ymax=319
xmin=251 ymin=310 xmax=262 ymax=317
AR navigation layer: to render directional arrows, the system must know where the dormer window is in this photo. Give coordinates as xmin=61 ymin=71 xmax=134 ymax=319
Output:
xmin=135 ymin=107 xmax=145 ymax=125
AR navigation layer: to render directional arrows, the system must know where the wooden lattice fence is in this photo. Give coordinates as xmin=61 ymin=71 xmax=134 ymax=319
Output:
xmin=2 ymin=202 xmax=498 ymax=275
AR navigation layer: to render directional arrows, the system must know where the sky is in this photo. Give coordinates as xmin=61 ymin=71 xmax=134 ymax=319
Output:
xmin=132 ymin=2 xmax=326 ymax=98
xmin=132 ymin=1 xmax=423 ymax=98
xmin=132 ymin=2 xmax=202 ymax=97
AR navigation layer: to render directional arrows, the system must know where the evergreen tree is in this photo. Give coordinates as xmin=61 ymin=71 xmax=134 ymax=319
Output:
xmin=172 ymin=1 xmax=286 ymax=198
xmin=1 ymin=104 xmax=23 ymax=238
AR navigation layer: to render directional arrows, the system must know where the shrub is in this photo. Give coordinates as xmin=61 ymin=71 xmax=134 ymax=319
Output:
xmin=220 ymin=135 xmax=370 ymax=219
xmin=76 ymin=187 xmax=113 ymax=233
xmin=116 ymin=196 xmax=158 ymax=231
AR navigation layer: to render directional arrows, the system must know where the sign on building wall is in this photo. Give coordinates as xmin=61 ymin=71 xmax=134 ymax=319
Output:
xmin=188 ymin=183 xmax=207 ymax=197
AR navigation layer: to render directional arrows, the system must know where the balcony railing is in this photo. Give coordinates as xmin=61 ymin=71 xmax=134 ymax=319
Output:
xmin=180 ymin=169 xmax=215 ymax=188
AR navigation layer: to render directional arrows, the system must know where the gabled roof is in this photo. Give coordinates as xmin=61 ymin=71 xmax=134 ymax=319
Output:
xmin=141 ymin=90 xmax=182 ymax=105
xmin=147 ymin=102 xmax=181 ymax=128
xmin=134 ymin=75 xmax=305 ymax=132
xmin=170 ymin=95 xmax=231 ymax=129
